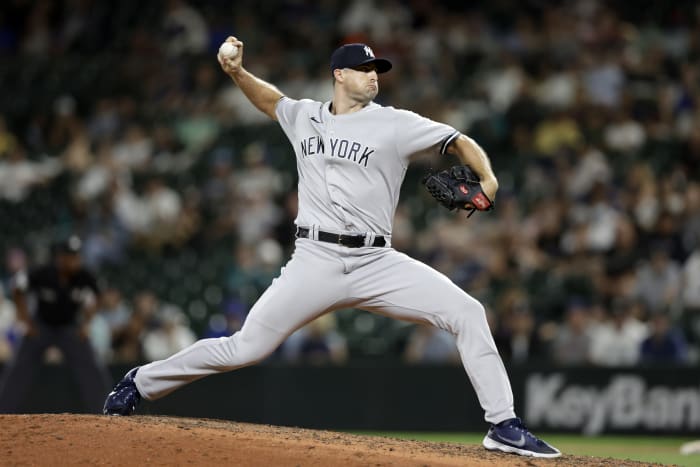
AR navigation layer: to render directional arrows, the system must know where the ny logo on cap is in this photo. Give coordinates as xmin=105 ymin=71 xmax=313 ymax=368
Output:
xmin=363 ymin=46 xmax=375 ymax=58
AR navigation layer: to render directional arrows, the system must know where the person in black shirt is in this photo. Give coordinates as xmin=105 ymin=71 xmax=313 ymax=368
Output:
xmin=0 ymin=236 xmax=111 ymax=413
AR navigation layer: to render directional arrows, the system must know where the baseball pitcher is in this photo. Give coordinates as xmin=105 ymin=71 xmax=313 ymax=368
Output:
xmin=103 ymin=38 xmax=560 ymax=458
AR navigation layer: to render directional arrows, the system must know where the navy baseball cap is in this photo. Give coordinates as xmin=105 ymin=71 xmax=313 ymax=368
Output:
xmin=330 ymin=43 xmax=392 ymax=74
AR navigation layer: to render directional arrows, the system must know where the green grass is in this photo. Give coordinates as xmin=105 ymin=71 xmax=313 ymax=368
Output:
xmin=354 ymin=432 xmax=700 ymax=466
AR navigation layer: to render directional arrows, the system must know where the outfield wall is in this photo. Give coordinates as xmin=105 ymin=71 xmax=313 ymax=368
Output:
xmin=8 ymin=363 xmax=699 ymax=435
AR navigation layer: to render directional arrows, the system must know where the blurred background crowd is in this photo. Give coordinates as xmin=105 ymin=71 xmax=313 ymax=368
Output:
xmin=0 ymin=0 xmax=698 ymax=368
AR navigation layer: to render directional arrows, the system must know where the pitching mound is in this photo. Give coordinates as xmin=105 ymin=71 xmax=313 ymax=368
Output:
xmin=1 ymin=414 xmax=655 ymax=466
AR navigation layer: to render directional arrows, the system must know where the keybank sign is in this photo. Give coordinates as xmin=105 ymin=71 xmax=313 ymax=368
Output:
xmin=525 ymin=373 xmax=700 ymax=434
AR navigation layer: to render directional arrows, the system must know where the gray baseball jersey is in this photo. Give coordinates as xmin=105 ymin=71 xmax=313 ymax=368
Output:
xmin=276 ymin=97 xmax=460 ymax=236
xmin=133 ymin=97 xmax=515 ymax=426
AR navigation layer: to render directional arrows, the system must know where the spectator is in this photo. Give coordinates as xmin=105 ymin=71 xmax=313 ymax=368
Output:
xmin=21 ymin=1 xmax=51 ymax=56
xmin=634 ymin=244 xmax=682 ymax=315
xmin=140 ymin=177 xmax=183 ymax=248
xmin=81 ymin=192 xmax=131 ymax=270
xmin=603 ymin=108 xmax=646 ymax=154
xmin=589 ymin=298 xmax=648 ymax=367
xmin=273 ymin=190 xmax=300 ymax=253
xmin=0 ymin=283 xmax=17 ymax=362
xmin=282 ymin=314 xmax=348 ymax=365
xmin=143 ymin=306 xmax=196 ymax=361
xmin=61 ymin=122 xmax=93 ymax=173
xmin=174 ymin=101 xmax=221 ymax=151
xmin=581 ymin=51 xmax=625 ymax=108
xmin=113 ymin=177 xmax=183 ymax=250
xmin=226 ymin=242 xmax=282 ymax=308
xmin=533 ymin=110 xmax=583 ymax=157
xmin=112 ymin=124 xmax=153 ymax=172
xmin=74 ymin=141 xmax=119 ymax=203
xmin=493 ymin=299 xmax=544 ymax=364
xmin=639 ymin=313 xmax=688 ymax=365
xmin=150 ymin=124 xmax=190 ymax=173
xmin=97 ymin=288 xmax=132 ymax=342
xmin=0 ymin=145 xmax=50 ymax=202
xmin=3 ymin=247 xmax=27 ymax=285
xmin=550 ymin=300 xmax=593 ymax=366
xmin=233 ymin=142 xmax=284 ymax=201
xmin=203 ymin=298 xmax=247 ymax=339
xmin=683 ymin=183 xmax=700 ymax=253
xmin=88 ymin=308 xmax=111 ymax=364
xmin=201 ymin=147 xmax=236 ymax=219
xmin=682 ymin=249 xmax=700 ymax=313
xmin=564 ymin=145 xmax=612 ymax=201
xmin=162 ymin=0 xmax=208 ymax=57
xmin=0 ymin=115 xmax=18 ymax=158
xmin=561 ymin=182 xmax=619 ymax=254
xmin=681 ymin=249 xmax=700 ymax=348
xmin=404 ymin=324 xmax=460 ymax=364
xmin=87 ymin=98 xmax=121 ymax=143
xmin=111 ymin=291 xmax=160 ymax=363
xmin=534 ymin=65 xmax=577 ymax=111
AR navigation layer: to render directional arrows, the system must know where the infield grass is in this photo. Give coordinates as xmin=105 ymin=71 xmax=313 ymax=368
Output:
xmin=355 ymin=432 xmax=700 ymax=466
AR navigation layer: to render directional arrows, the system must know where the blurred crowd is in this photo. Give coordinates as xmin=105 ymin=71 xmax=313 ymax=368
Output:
xmin=0 ymin=0 xmax=699 ymax=367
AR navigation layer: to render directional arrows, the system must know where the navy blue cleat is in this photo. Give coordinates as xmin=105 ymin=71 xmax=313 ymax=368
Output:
xmin=103 ymin=367 xmax=142 ymax=416
xmin=483 ymin=417 xmax=561 ymax=458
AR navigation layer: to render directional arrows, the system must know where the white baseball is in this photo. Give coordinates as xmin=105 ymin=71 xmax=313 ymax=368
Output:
xmin=219 ymin=42 xmax=238 ymax=59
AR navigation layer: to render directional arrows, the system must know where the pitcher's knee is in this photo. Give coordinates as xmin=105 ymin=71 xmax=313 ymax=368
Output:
xmin=234 ymin=342 xmax=276 ymax=366
xmin=220 ymin=332 xmax=280 ymax=367
xmin=470 ymin=299 xmax=487 ymax=319
xmin=442 ymin=297 xmax=488 ymax=334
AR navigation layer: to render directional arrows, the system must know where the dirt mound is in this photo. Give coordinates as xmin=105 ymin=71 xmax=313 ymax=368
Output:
xmin=1 ymin=414 xmax=656 ymax=466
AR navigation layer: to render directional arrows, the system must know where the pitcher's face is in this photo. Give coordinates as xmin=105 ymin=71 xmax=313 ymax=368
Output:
xmin=338 ymin=64 xmax=379 ymax=103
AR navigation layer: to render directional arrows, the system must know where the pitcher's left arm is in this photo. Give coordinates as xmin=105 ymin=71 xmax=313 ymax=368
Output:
xmin=446 ymin=135 xmax=498 ymax=201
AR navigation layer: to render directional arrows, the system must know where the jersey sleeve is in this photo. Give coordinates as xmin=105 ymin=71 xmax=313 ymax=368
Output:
xmin=275 ymin=97 xmax=319 ymax=137
xmin=394 ymin=109 xmax=460 ymax=159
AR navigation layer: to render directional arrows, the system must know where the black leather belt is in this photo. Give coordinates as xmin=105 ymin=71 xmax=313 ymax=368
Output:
xmin=295 ymin=227 xmax=387 ymax=248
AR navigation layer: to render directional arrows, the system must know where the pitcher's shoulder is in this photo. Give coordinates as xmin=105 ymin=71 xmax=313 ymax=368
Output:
xmin=280 ymin=96 xmax=323 ymax=108
xmin=375 ymin=104 xmax=418 ymax=117
xmin=371 ymin=103 xmax=408 ymax=118
xmin=374 ymin=106 xmax=426 ymax=126
xmin=277 ymin=97 xmax=325 ymax=122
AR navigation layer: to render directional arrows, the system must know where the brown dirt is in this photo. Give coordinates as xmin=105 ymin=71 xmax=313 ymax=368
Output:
xmin=0 ymin=414 xmax=660 ymax=466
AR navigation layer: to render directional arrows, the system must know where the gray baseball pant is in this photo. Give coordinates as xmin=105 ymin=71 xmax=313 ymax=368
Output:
xmin=134 ymin=238 xmax=515 ymax=424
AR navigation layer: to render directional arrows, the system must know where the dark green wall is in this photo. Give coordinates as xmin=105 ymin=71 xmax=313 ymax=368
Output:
xmin=7 ymin=363 xmax=700 ymax=435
